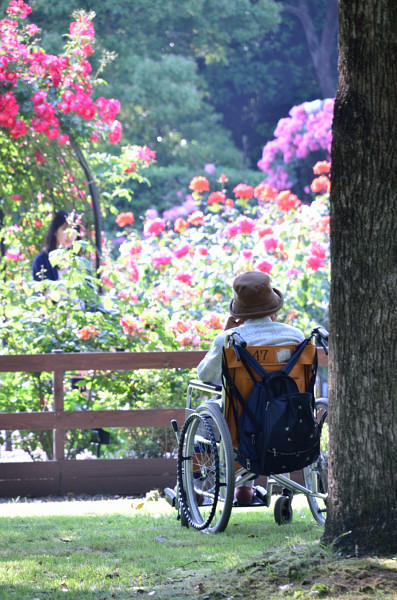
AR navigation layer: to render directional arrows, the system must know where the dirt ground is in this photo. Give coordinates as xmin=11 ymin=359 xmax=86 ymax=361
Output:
xmin=178 ymin=551 xmax=397 ymax=599
xmin=311 ymin=558 xmax=397 ymax=598
xmin=232 ymin=555 xmax=396 ymax=599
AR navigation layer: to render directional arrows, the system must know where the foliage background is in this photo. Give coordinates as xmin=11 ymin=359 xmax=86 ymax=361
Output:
xmin=0 ymin=0 xmax=337 ymax=213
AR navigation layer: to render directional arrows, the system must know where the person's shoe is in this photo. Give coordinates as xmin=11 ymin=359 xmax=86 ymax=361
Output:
xmin=254 ymin=485 xmax=267 ymax=504
xmin=234 ymin=485 xmax=255 ymax=506
xmin=251 ymin=485 xmax=267 ymax=506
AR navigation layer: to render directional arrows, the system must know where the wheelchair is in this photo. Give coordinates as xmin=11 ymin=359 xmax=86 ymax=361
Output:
xmin=164 ymin=327 xmax=328 ymax=533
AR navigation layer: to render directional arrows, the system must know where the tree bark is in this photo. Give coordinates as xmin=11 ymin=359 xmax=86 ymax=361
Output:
xmin=324 ymin=0 xmax=397 ymax=555
xmin=281 ymin=0 xmax=338 ymax=98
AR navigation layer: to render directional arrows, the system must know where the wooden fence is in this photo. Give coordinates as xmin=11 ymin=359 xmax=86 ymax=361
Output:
xmin=0 ymin=348 xmax=328 ymax=498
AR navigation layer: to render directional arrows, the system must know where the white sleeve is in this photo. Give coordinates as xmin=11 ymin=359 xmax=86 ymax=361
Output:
xmin=197 ymin=333 xmax=226 ymax=385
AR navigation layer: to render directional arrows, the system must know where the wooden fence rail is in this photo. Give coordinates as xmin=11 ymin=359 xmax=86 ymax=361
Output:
xmin=0 ymin=349 xmax=328 ymax=498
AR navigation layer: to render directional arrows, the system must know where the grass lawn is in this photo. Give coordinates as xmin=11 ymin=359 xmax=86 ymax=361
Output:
xmin=0 ymin=493 xmax=396 ymax=599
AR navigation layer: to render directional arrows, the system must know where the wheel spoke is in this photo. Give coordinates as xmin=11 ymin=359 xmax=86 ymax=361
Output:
xmin=177 ymin=403 xmax=235 ymax=532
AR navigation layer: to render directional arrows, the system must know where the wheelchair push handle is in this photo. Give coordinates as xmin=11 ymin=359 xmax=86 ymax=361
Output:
xmin=311 ymin=326 xmax=329 ymax=355
xmin=229 ymin=331 xmax=247 ymax=347
xmin=228 ymin=331 xmax=247 ymax=361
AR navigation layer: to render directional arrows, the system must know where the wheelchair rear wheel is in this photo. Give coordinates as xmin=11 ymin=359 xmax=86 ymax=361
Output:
xmin=177 ymin=403 xmax=235 ymax=532
xmin=302 ymin=399 xmax=328 ymax=526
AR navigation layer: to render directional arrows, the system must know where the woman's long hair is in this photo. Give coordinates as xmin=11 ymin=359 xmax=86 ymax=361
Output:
xmin=44 ymin=210 xmax=68 ymax=253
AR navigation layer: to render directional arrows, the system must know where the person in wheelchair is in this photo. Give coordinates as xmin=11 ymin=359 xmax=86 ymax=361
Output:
xmin=197 ymin=270 xmax=304 ymax=504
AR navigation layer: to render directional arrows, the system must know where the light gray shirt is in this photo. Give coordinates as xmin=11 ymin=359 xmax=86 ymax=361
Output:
xmin=197 ymin=316 xmax=305 ymax=385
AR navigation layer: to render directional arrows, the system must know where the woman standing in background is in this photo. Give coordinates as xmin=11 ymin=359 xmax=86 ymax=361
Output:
xmin=32 ymin=210 xmax=77 ymax=281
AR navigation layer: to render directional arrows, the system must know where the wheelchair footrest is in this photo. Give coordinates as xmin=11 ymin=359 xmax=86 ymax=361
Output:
xmin=164 ymin=487 xmax=176 ymax=508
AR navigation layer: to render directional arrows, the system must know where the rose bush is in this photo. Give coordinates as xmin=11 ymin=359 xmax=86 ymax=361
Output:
xmin=257 ymin=98 xmax=334 ymax=199
xmin=0 ymin=0 xmax=154 ymax=271
xmin=105 ymin=164 xmax=330 ymax=346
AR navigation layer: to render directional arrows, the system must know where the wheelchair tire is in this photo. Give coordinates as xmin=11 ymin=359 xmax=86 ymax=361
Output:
xmin=179 ymin=508 xmax=189 ymax=528
xmin=302 ymin=398 xmax=328 ymax=526
xmin=177 ymin=403 xmax=235 ymax=532
xmin=274 ymin=495 xmax=293 ymax=524
xmin=196 ymin=403 xmax=235 ymax=531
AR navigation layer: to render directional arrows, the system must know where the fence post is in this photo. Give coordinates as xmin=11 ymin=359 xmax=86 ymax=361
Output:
xmin=52 ymin=350 xmax=65 ymax=461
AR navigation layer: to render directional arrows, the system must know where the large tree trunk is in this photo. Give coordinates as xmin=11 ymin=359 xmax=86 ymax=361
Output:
xmin=323 ymin=0 xmax=397 ymax=555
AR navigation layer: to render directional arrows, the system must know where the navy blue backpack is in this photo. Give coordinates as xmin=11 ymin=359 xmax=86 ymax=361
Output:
xmin=222 ymin=336 xmax=320 ymax=476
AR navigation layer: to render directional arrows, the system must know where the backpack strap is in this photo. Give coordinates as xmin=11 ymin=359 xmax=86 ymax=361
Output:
xmin=307 ymin=345 xmax=318 ymax=400
xmin=232 ymin=337 xmax=311 ymax=381
xmin=230 ymin=338 xmax=268 ymax=381
xmin=222 ymin=347 xmax=267 ymax=472
xmin=221 ymin=350 xmax=240 ymax=430
xmin=222 ymin=349 xmax=261 ymax=436
xmin=281 ymin=338 xmax=318 ymax=404
xmin=281 ymin=338 xmax=310 ymax=375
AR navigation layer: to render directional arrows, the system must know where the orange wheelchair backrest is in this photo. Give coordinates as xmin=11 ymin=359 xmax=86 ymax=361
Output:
xmin=223 ymin=343 xmax=317 ymax=448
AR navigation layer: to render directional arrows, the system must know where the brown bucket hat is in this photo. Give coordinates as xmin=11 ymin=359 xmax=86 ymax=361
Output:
xmin=229 ymin=271 xmax=284 ymax=319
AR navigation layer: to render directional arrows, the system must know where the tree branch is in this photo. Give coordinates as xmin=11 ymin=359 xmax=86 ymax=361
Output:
xmin=321 ymin=0 xmax=338 ymax=56
xmin=280 ymin=3 xmax=302 ymax=19
xmin=279 ymin=0 xmax=337 ymax=98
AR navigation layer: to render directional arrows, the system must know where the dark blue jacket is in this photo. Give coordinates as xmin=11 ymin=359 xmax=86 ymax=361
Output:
xmin=32 ymin=251 xmax=59 ymax=281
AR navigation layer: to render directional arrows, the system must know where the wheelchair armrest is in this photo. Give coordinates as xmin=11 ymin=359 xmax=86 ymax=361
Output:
xmin=188 ymin=379 xmax=222 ymax=394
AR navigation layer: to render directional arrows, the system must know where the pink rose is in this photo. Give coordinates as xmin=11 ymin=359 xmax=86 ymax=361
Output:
xmin=144 ymin=218 xmax=166 ymax=237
